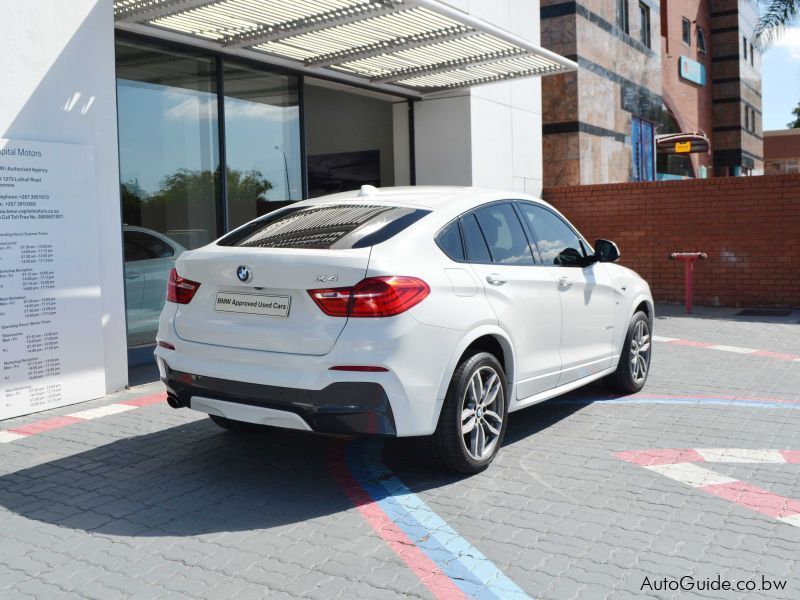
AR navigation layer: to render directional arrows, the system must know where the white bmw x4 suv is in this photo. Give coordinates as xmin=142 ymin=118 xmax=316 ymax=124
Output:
xmin=155 ymin=186 xmax=653 ymax=473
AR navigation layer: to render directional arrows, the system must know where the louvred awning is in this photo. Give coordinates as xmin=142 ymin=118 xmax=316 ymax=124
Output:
xmin=114 ymin=0 xmax=577 ymax=97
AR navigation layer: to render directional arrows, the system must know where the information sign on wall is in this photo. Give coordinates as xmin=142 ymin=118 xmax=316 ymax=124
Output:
xmin=0 ymin=139 xmax=106 ymax=419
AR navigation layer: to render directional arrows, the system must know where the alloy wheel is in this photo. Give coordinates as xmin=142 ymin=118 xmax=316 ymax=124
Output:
xmin=630 ymin=319 xmax=651 ymax=384
xmin=460 ymin=366 xmax=505 ymax=461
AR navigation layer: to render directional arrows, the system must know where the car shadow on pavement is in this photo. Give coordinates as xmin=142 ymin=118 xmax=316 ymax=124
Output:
xmin=0 ymin=384 xmax=629 ymax=537
xmin=0 ymin=421 xmax=356 ymax=537
xmin=381 ymin=384 xmax=607 ymax=484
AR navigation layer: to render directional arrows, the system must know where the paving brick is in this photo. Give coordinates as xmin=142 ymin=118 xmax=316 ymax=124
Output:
xmin=0 ymin=309 xmax=798 ymax=599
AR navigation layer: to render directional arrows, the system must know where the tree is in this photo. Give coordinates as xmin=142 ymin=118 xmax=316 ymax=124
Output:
xmin=789 ymin=103 xmax=800 ymax=128
xmin=121 ymin=167 xmax=274 ymax=235
xmin=755 ymin=0 xmax=800 ymax=46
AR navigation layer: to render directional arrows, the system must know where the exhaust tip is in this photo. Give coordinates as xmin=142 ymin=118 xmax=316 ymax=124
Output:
xmin=166 ymin=394 xmax=183 ymax=409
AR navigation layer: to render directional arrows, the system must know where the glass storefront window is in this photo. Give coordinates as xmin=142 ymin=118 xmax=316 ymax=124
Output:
xmin=223 ymin=62 xmax=302 ymax=229
xmin=115 ymin=36 xmax=405 ymax=354
xmin=116 ymin=39 xmax=220 ymax=347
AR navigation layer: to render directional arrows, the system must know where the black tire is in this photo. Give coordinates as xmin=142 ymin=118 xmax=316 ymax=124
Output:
xmin=429 ymin=352 xmax=509 ymax=474
xmin=208 ymin=414 xmax=272 ymax=433
xmin=605 ymin=311 xmax=652 ymax=394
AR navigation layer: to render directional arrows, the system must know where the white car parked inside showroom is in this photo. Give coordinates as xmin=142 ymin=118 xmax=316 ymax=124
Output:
xmin=155 ymin=186 xmax=653 ymax=472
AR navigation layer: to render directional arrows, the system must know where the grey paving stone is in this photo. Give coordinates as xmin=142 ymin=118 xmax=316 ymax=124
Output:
xmin=0 ymin=306 xmax=798 ymax=599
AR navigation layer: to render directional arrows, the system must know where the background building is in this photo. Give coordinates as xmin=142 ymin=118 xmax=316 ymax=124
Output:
xmin=540 ymin=0 xmax=662 ymax=186
xmin=765 ymin=129 xmax=800 ymax=173
xmin=541 ymin=0 xmax=763 ymax=185
xmin=707 ymin=0 xmax=763 ymax=176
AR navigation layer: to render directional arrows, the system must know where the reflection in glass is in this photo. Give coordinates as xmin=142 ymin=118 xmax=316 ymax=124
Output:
xmin=223 ymin=62 xmax=302 ymax=229
xmin=116 ymin=39 xmax=220 ymax=347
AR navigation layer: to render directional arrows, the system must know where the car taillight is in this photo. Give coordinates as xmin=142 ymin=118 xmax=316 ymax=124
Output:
xmin=308 ymin=276 xmax=429 ymax=318
xmin=167 ymin=268 xmax=200 ymax=304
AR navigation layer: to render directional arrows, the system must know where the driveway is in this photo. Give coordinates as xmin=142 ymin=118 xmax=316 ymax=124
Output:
xmin=1 ymin=305 xmax=799 ymax=599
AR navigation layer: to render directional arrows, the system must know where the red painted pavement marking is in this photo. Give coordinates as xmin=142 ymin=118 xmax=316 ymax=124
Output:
xmin=656 ymin=336 xmax=800 ymax=362
xmin=118 ymin=393 xmax=166 ymax=407
xmin=3 ymin=393 xmax=167 ymax=440
xmin=616 ymin=448 xmax=800 ymax=528
xmin=700 ymin=481 xmax=800 ymax=519
xmin=781 ymin=450 xmax=800 ymax=464
xmin=668 ymin=339 xmax=715 ymax=348
xmin=751 ymin=350 xmax=799 ymax=361
xmin=8 ymin=416 xmax=84 ymax=436
xmin=327 ymin=443 xmax=467 ymax=600
xmin=613 ymin=448 xmax=705 ymax=466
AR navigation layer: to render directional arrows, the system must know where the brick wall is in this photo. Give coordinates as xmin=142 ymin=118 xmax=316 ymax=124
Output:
xmin=542 ymin=175 xmax=800 ymax=307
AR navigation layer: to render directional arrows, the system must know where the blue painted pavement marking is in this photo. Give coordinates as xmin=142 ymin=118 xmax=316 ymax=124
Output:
xmin=552 ymin=396 xmax=800 ymax=410
xmin=347 ymin=442 xmax=531 ymax=600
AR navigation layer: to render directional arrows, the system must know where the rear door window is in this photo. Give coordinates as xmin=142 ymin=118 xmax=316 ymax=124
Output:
xmin=473 ymin=203 xmax=535 ymax=265
xmin=218 ymin=204 xmax=430 ymax=249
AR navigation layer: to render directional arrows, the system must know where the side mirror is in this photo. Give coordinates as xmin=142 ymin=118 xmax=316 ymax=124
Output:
xmin=594 ymin=239 xmax=620 ymax=262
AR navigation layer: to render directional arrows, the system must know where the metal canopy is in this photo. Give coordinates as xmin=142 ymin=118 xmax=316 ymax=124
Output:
xmin=114 ymin=0 xmax=576 ymax=97
xmin=656 ymin=132 xmax=710 ymax=155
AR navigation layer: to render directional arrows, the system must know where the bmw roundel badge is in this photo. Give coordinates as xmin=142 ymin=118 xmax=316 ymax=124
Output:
xmin=237 ymin=265 xmax=252 ymax=282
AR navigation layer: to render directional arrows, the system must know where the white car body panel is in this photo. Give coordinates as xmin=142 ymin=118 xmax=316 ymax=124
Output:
xmin=155 ymin=186 xmax=653 ymax=437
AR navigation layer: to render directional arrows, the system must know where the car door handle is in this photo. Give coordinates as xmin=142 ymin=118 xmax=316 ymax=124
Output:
xmin=486 ymin=273 xmax=507 ymax=286
xmin=125 ymin=272 xmax=141 ymax=280
xmin=557 ymin=276 xmax=571 ymax=289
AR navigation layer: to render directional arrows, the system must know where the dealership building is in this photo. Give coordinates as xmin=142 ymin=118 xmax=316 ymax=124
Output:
xmin=0 ymin=0 xmax=577 ymax=418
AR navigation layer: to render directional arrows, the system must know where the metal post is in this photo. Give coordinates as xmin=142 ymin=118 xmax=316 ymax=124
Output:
xmin=669 ymin=252 xmax=708 ymax=314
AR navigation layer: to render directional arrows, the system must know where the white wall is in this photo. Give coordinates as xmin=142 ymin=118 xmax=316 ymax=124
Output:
xmin=304 ymin=83 xmax=397 ymax=187
xmin=0 ymin=0 xmax=128 ymax=393
xmin=413 ymin=0 xmax=545 ymax=197
xmin=413 ymin=95 xmax=473 ymax=185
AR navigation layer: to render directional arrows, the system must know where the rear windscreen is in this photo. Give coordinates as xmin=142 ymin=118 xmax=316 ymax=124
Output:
xmin=217 ymin=204 xmax=430 ymax=250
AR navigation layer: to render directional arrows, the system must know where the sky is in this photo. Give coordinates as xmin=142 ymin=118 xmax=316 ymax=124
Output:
xmin=762 ymin=26 xmax=800 ymax=130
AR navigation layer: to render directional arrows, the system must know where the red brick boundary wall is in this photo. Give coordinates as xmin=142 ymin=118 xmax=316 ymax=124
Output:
xmin=542 ymin=175 xmax=800 ymax=308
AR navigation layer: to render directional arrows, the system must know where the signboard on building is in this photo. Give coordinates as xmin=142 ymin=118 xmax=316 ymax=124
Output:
xmin=679 ymin=56 xmax=706 ymax=86
xmin=0 ymin=139 xmax=105 ymax=419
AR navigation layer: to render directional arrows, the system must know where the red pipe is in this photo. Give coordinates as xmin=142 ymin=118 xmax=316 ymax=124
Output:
xmin=668 ymin=252 xmax=707 ymax=313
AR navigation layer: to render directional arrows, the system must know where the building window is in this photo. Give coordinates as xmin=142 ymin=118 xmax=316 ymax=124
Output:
xmin=697 ymin=27 xmax=707 ymax=53
xmin=617 ymin=0 xmax=630 ymax=34
xmin=787 ymin=159 xmax=800 ymax=174
xmin=743 ymin=106 xmax=758 ymax=133
xmin=639 ymin=3 xmax=651 ymax=48
xmin=115 ymin=37 xmax=303 ymax=349
xmin=750 ymin=43 xmax=755 ymax=66
xmin=631 ymin=116 xmax=655 ymax=182
xmin=222 ymin=61 xmax=302 ymax=229
xmin=682 ymin=18 xmax=691 ymax=45
xmin=743 ymin=35 xmax=748 ymax=60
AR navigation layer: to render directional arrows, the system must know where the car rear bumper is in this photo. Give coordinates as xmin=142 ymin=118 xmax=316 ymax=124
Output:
xmin=163 ymin=367 xmax=397 ymax=435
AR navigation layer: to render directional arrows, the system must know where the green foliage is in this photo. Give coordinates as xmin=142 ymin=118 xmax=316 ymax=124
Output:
xmin=789 ymin=103 xmax=800 ymax=128
xmin=755 ymin=0 xmax=800 ymax=47
xmin=121 ymin=167 xmax=274 ymax=236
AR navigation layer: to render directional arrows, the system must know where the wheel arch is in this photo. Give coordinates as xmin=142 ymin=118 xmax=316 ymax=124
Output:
xmin=428 ymin=327 xmax=516 ymax=433
xmin=631 ymin=295 xmax=655 ymax=323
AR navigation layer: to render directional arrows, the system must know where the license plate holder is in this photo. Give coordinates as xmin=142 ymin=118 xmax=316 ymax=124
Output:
xmin=214 ymin=292 xmax=291 ymax=318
